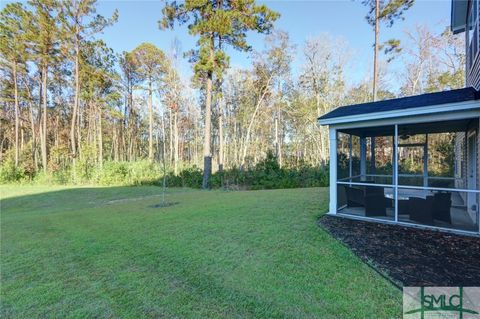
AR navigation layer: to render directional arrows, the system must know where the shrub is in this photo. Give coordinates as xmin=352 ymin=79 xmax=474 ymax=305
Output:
xmin=1 ymin=150 xmax=329 ymax=189
xmin=0 ymin=157 xmax=25 ymax=183
xmin=168 ymin=166 xmax=203 ymax=188
xmin=210 ymin=151 xmax=330 ymax=190
xmin=32 ymin=171 xmax=67 ymax=185
xmin=127 ymin=160 xmax=161 ymax=185
xmin=95 ymin=161 xmax=129 ymax=185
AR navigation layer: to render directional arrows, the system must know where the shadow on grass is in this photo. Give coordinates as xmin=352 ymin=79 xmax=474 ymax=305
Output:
xmin=0 ymin=185 xmax=188 ymax=217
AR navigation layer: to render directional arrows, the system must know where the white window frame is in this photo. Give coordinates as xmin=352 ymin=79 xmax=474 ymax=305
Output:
xmin=467 ymin=0 xmax=480 ymax=73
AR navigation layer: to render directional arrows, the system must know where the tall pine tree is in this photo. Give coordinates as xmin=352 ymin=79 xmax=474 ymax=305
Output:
xmin=131 ymin=42 xmax=167 ymax=162
xmin=160 ymin=0 xmax=279 ymax=188
xmin=361 ymin=0 xmax=414 ymax=101
xmin=28 ymin=0 xmax=61 ymax=173
xmin=58 ymin=0 xmax=117 ymax=175
xmin=0 ymin=3 xmax=31 ymax=167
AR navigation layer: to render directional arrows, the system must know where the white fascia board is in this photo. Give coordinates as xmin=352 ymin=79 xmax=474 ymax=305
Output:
xmin=332 ymin=110 xmax=480 ymax=131
xmin=318 ymin=100 xmax=480 ymax=127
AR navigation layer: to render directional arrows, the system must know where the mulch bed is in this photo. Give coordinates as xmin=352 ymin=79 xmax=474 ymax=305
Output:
xmin=318 ymin=215 xmax=480 ymax=288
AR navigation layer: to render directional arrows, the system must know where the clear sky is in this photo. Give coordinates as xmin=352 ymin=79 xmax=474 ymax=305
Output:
xmin=3 ymin=0 xmax=453 ymax=89
xmin=96 ymin=0 xmax=452 ymax=88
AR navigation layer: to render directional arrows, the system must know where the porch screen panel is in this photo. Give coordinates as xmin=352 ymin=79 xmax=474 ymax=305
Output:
xmin=336 ymin=132 xmax=351 ymax=181
xmin=336 ymin=125 xmax=395 ymax=221
xmin=367 ymin=136 xmax=393 ymax=185
xmin=397 ymin=119 xmax=479 ymax=233
xmin=397 ymin=121 xmax=473 ymax=190
xmin=351 ymin=135 xmax=361 ymax=178
xmin=397 ymin=133 xmax=427 ymax=187
xmin=397 ymin=187 xmax=479 ymax=232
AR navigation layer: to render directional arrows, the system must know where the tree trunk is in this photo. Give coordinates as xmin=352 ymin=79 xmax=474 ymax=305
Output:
xmin=241 ymin=76 xmax=272 ymax=166
xmin=218 ymin=110 xmax=224 ymax=172
xmin=278 ymin=124 xmax=283 ymax=168
xmin=21 ymin=126 xmax=24 ymax=153
xmin=194 ymin=111 xmax=198 ymax=166
xmin=24 ymin=77 xmax=39 ymax=170
xmin=174 ymin=110 xmax=179 ymax=175
xmin=274 ymin=115 xmax=279 ymax=160
xmin=161 ymin=115 xmax=166 ymax=166
xmin=54 ymin=115 xmax=59 ymax=148
xmin=127 ymin=85 xmax=134 ymax=161
xmin=13 ymin=61 xmax=19 ymax=167
xmin=202 ymin=70 xmax=213 ymax=189
xmin=71 ymin=38 xmax=80 ymax=176
xmin=169 ymin=108 xmax=173 ymax=164
xmin=28 ymin=100 xmax=37 ymax=170
xmin=41 ymin=64 xmax=48 ymax=173
xmin=275 ymin=114 xmax=283 ymax=168
xmin=202 ymin=38 xmax=215 ymax=189
xmin=113 ymin=122 xmax=118 ymax=161
xmin=98 ymin=104 xmax=103 ymax=168
xmin=233 ymin=120 xmax=238 ymax=166
xmin=372 ymin=0 xmax=380 ymax=102
xmin=148 ymin=80 xmax=154 ymax=161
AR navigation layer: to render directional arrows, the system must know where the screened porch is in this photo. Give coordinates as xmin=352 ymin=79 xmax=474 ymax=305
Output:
xmin=334 ymin=118 xmax=479 ymax=234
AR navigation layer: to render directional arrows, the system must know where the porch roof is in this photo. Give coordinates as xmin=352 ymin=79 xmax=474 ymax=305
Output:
xmin=318 ymin=87 xmax=480 ymax=125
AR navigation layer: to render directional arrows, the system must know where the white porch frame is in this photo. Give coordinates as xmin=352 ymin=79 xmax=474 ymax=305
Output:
xmin=324 ymin=107 xmax=480 ymax=235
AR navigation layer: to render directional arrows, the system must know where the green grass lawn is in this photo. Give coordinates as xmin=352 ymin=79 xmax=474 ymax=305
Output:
xmin=1 ymin=186 xmax=401 ymax=318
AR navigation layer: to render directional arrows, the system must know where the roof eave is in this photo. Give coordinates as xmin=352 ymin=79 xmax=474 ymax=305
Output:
xmin=318 ymin=100 xmax=480 ymax=126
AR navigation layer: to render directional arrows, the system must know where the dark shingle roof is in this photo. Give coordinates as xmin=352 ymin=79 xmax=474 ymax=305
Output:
xmin=318 ymin=87 xmax=480 ymax=121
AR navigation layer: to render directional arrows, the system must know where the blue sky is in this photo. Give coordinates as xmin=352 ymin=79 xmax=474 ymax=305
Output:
xmin=3 ymin=0 xmax=453 ymax=88
xmin=95 ymin=0 xmax=452 ymax=87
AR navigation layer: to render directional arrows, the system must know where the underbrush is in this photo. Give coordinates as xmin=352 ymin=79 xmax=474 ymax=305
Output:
xmin=0 ymin=152 xmax=328 ymax=189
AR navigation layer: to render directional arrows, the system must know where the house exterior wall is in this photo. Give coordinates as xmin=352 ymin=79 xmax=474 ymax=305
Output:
xmin=454 ymin=123 xmax=479 ymax=206
xmin=457 ymin=0 xmax=479 ymax=202
xmin=454 ymin=132 xmax=466 ymax=189
xmin=466 ymin=0 xmax=480 ymax=89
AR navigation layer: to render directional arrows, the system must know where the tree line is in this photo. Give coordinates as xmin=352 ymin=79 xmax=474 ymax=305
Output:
xmin=0 ymin=0 xmax=465 ymax=186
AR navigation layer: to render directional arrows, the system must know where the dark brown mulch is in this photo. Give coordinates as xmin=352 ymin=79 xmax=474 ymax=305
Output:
xmin=318 ymin=215 xmax=480 ymax=288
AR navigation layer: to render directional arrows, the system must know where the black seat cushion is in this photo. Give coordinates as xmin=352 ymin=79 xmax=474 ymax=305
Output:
xmin=432 ymin=192 xmax=452 ymax=224
xmin=409 ymin=196 xmax=434 ymax=225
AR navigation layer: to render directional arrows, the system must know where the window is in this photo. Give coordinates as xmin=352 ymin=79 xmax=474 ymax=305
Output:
xmin=467 ymin=0 xmax=479 ymax=70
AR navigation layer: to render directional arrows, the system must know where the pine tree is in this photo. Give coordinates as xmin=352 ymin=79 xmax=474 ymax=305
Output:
xmin=361 ymin=0 xmax=414 ymax=101
xmin=58 ymin=0 xmax=117 ymax=173
xmin=0 ymin=3 xmax=31 ymax=167
xmin=28 ymin=0 xmax=61 ymax=173
xmin=81 ymin=40 xmax=118 ymax=168
xmin=131 ymin=43 xmax=167 ymax=162
xmin=118 ymin=51 xmax=141 ymax=161
xmin=160 ymin=0 xmax=279 ymax=188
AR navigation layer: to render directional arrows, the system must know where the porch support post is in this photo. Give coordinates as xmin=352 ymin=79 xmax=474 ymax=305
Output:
xmin=370 ymin=137 xmax=376 ymax=174
xmin=360 ymin=137 xmax=367 ymax=181
xmin=329 ymin=127 xmax=337 ymax=214
xmin=423 ymin=134 xmax=428 ymax=187
xmin=348 ymin=134 xmax=353 ymax=180
xmin=394 ymin=124 xmax=399 ymax=222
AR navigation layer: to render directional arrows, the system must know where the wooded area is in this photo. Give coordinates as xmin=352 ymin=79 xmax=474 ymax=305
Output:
xmin=0 ymin=0 xmax=465 ymax=186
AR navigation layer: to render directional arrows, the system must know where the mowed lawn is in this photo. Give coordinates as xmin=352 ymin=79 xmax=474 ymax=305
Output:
xmin=1 ymin=186 xmax=401 ymax=318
